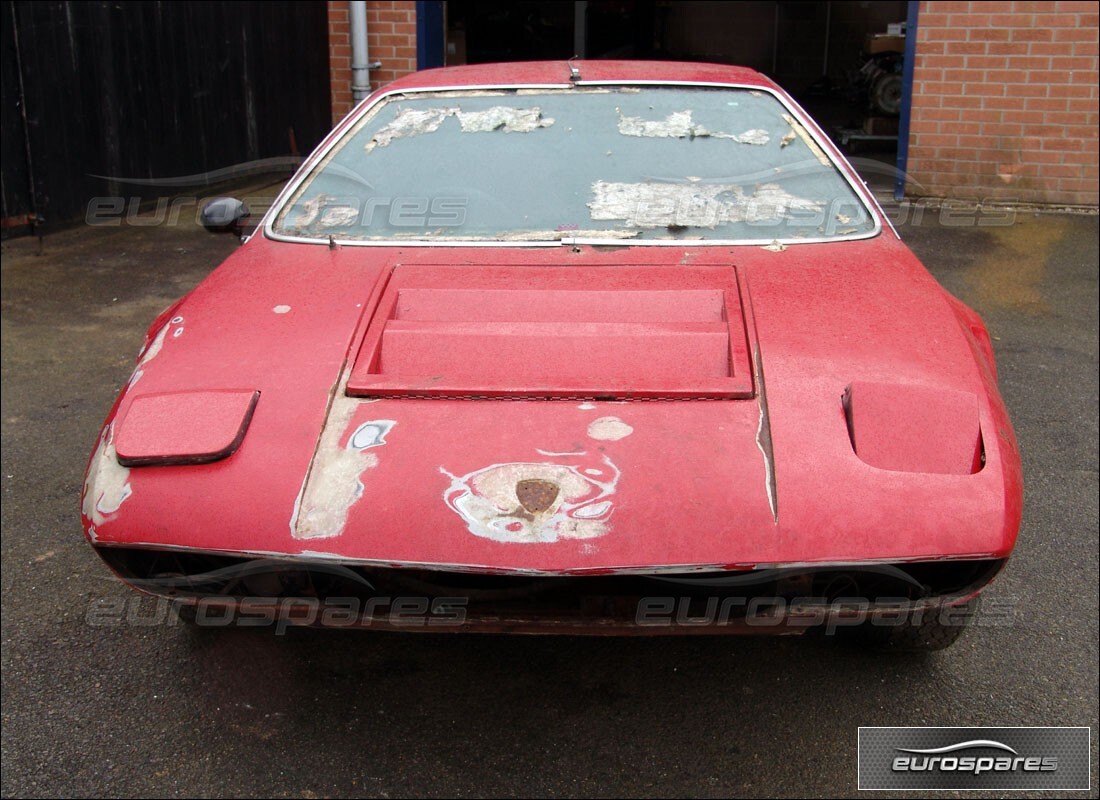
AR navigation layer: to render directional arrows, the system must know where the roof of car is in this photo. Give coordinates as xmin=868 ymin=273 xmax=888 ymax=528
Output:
xmin=378 ymin=60 xmax=778 ymax=94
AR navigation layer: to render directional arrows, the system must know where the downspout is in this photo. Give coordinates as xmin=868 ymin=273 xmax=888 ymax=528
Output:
xmin=350 ymin=1 xmax=371 ymax=103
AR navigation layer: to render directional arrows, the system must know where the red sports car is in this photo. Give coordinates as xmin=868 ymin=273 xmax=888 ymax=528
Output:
xmin=82 ymin=61 xmax=1022 ymax=649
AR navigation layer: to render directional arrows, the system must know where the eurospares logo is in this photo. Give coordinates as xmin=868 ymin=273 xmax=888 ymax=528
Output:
xmin=858 ymin=727 xmax=1090 ymax=790
xmin=893 ymin=739 xmax=1057 ymax=774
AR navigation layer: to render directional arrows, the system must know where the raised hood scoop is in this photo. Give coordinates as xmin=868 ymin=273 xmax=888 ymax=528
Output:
xmin=346 ymin=264 xmax=754 ymax=399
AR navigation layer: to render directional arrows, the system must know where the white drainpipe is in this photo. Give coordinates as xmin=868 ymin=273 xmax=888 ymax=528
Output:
xmin=350 ymin=1 xmax=371 ymax=102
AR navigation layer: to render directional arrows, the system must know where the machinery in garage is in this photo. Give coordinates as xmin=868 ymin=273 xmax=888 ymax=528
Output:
xmin=835 ymin=27 xmax=906 ymax=151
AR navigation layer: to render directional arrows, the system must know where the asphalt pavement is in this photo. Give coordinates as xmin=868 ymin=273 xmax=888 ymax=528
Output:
xmin=2 ymin=196 xmax=1097 ymax=798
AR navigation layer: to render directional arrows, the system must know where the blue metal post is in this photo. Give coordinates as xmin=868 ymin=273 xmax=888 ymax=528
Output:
xmin=416 ymin=1 xmax=445 ymax=70
xmin=895 ymin=0 xmax=920 ymax=201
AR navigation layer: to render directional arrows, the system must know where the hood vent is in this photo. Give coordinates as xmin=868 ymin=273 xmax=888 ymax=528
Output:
xmin=346 ymin=265 xmax=754 ymax=399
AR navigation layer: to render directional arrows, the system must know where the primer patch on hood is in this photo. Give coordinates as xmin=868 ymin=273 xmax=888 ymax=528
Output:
xmin=292 ymin=399 xmax=396 ymax=539
xmin=442 ymin=454 xmax=620 ymax=544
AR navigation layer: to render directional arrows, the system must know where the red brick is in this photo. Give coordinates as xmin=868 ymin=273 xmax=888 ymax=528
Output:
xmin=989 ymin=13 xmax=1033 ymax=27
xmin=1062 ymin=126 xmax=1100 ymax=143
xmin=987 ymin=42 xmax=1030 ymax=55
xmin=956 ymin=134 xmax=993 ymax=149
xmin=1042 ymin=137 xmax=1090 ymax=151
xmin=1055 ymin=177 xmax=1099 ymax=193
xmin=1007 ymin=111 xmax=1047 ymax=125
xmin=969 ymin=27 xmax=1012 ymax=41
xmin=1054 ymin=27 xmax=1100 ymax=42
xmin=948 ymin=13 xmax=1001 ymax=27
xmin=962 ymin=54 xmax=1010 ymax=69
xmin=1010 ymin=27 xmax=1054 ymax=42
xmin=980 ymin=96 xmax=1021 ymax=110
xmin=374 ymin=33 xmax=411 ymax=47
xmin=919 ymin=133 xmax=963 ymax=147
xmin=936 ymin=147 xmax=985 ymax=160
xmin=1011 ymin=55 xmax=1056 ymax=69
xmin=932 ymin=27 xmax=970 ymax=42
xmin=929 ymin=1 xmax=974 ymax=13
xmin=1009 ymin=1 xmax=1049 ymax=12
xmin=1013 ymin=84 xmax=1052 ymax=100
xmin=1068 ymin=97 xmax=1100 ymax=112
xmin=909 ymin=118 xmax=942 ymax=134
xmin=1043 ymin=111 xmax=1092 ymax=126
xmin=1031 ymin=12 xmax=1075 ymax=28
xmin=940 ymin=94 xmax=984 ymax=109
xmin=921 ymin=54 xmax=967 ymax=68
xmin=919 ymin=12 xmax=950 ymax=27
xmin=971 ymin=82 xmax=1008 ymax=97
xmin=923 ymin=108 xmax=963 ymax=121
xmin=1021 ymin=150 xmax=1066 ymax=165
xmin=946 ymin=41 xmax=988 ymax=55
xmin=1050 ymin=56 xmax=1098 ymax=71
xmin=1019 ymin=69 xmax=1067 ymax=84
xmin=1028 ymin=41 xmax=1068 ymax=56
xmin=1064 ymin=150 xmax=1100 ymax=165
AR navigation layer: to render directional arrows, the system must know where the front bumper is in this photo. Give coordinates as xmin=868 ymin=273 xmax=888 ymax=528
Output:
xmin=96 ymin=546 xmax=1004 ymax=635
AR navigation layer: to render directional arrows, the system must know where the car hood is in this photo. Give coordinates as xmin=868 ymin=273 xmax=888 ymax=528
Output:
xmin=83 ymin=235 xmax=1022 ymax=574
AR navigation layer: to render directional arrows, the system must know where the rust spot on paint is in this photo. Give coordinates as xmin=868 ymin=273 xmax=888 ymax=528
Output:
xmin=516 ymin=479 xmax=561 ymax=514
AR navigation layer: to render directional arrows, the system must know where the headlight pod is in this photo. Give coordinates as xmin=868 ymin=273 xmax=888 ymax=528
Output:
xmin=843 ymin=382 xmax=983 ymax=475
xmin=114 ymin=390 xmax=260 ymax=467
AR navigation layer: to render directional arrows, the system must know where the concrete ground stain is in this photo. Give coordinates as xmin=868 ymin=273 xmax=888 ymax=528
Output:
xmin=968 ymin=216 xmax=1067 ymax=314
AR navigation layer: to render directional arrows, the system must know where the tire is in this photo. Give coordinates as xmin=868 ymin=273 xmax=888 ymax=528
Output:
xmin=853 ymin=599 xmax=976 ymax=652
xmin=871 ymin=73 xmax=903 ymax=116
xmin=172 ymin=599 xmax=200 ymax=624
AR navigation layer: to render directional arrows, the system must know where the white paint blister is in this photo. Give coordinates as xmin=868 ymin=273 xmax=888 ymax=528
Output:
xmin=587 ymin=416 xmax=633 ymax=441
xmin=82 ymin=424 xmax=133 ymax=525
xmin=442 ymin=454 xmax=620 ymax=544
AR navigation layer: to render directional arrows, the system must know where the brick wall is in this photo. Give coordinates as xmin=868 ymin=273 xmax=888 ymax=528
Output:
xmin=908 ymin=1 xmax=1099 ymax=206
xmin=328 ymin=1 xmax=418 ymax=125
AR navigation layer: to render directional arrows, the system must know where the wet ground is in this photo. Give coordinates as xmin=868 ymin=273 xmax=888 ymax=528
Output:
xmin=2 ymin=198 xmax=1097 ymax=798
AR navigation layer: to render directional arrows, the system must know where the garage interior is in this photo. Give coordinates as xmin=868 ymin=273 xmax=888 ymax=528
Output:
xmin=445 ymin=0 xmax=911 ymax=181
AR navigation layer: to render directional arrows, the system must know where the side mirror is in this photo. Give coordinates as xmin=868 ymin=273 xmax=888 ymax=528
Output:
xmin=200 ymin=197 xmax=250 ymax=235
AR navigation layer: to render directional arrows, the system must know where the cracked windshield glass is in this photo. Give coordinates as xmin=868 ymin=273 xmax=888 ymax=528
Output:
xmin=272 ymin=86 xmax=876 ymax=243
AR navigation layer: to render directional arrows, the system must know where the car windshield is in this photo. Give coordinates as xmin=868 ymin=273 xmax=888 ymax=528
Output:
xmin=270 ymin=86 xmax=877 ymax=244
